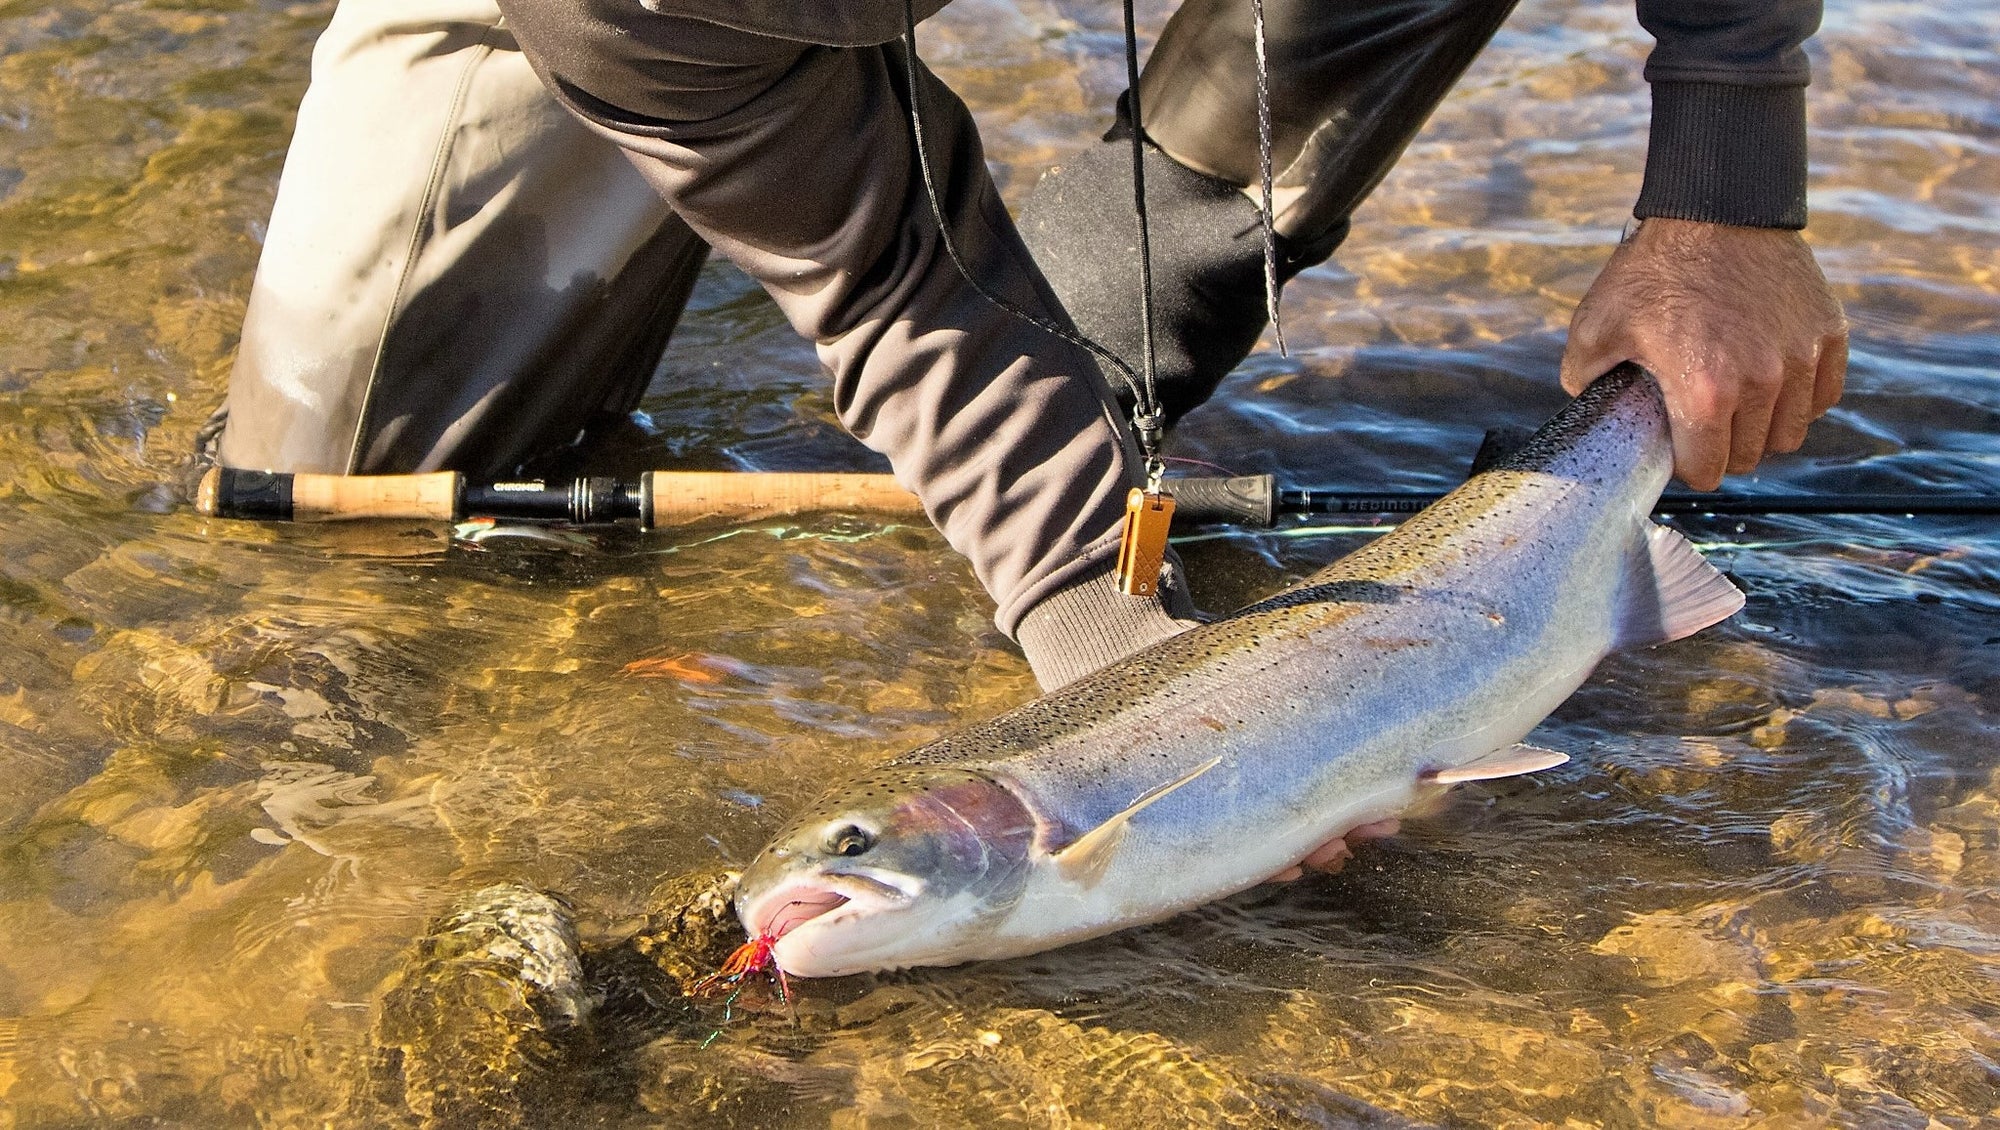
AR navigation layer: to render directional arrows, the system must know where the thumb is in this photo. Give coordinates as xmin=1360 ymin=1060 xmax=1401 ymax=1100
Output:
xmin=1559 ymin=318 xmax=1626 ymax=397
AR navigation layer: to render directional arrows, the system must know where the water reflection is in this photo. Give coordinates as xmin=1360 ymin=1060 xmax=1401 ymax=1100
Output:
xmin=2 ymin=0 xmax=1997 ymax=1125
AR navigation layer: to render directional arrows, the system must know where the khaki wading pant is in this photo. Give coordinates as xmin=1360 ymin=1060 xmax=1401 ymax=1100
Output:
xmin=215 ymin=0 xmax=709 ymax=480
xmin=216 ymin=0 xmax=1518 ymax=658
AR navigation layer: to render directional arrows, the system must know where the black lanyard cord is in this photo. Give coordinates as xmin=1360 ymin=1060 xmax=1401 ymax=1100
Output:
xmin=1119 ymin=0 xmax=1165 ymax=479
xmin=899 ymin=0 xmax=1166 ymax=482
xmin=1249 ymin=0 xmax=1285 ymax=355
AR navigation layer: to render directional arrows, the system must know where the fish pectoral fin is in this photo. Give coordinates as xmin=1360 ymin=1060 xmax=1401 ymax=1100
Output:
xmin=1053 ymin=755 xmax=1225 ymax=887
xmin=1053 ymin=821 xmax=1128 ymax=887
xmin=1616 ymin=523 xmax=1746 ymax=648
xmin=1423 ymin=743 xmax=1570 ymax=785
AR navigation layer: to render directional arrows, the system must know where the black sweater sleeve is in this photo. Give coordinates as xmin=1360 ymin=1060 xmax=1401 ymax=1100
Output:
xmin=1634 ymin=0 xmax=1824 ymax=229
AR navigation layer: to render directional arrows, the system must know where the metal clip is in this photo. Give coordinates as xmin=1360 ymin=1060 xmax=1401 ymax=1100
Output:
xmin=1114 ymin=487 xmax=1176 ymax=596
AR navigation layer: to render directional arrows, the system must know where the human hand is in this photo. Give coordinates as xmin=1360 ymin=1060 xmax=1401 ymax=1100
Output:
xmin=1265 ymin=818 xmax=1400 ymax=883
xmin=1559 ymin=217 xmax=1848 ymax=490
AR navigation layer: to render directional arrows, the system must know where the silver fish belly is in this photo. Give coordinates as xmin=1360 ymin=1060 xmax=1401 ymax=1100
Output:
xmin=737 ymin=364 xmax=1745 ymax=977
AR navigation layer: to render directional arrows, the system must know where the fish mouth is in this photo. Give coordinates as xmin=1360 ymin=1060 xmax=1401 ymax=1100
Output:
xmin=742 ymin=870 xmax=916 ymax=942
xmin=760 ymin=890 xmax=850 ymax=938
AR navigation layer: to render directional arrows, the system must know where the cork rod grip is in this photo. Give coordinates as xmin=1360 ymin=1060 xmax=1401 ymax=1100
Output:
xmin=294 ymin=471 xmax=462 ymax=520
xmin=644 ymin=471 xmax=926 ymax=526
xmin=196 ymin=467 xmax=464 ymax=521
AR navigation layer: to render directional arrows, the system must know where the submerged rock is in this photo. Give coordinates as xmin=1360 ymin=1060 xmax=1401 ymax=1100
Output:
xmin=627 ymin=869 xmax=746 ymax=994
xmin=368 ymin=885 xmax=590 ymax=1129
xmin=358 ymin=871 xmax=747 ymax=1126
xmin=1591 ymin=907 xmax=1765 ymax=988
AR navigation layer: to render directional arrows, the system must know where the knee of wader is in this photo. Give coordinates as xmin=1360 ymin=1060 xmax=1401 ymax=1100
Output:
xmin=500 ymin=0 xmax=951 ymax=129
xmin=1018 ymin=134 xmax=1349 ymax=425
xmin=495 ymin=0 xmax=804 ymax=127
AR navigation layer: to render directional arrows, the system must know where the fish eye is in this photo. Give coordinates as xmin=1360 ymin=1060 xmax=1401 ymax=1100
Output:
xmin=824 ymin=823 xmax=874 ymax=857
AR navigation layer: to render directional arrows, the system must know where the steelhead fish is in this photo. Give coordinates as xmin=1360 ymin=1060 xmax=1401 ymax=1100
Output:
xmin=735 ymin=364 xmax=1745 ymax=977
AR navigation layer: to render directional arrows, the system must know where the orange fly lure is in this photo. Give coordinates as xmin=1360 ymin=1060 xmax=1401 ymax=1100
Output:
xmin=692 ymin=932 xmax=792 ymax=1004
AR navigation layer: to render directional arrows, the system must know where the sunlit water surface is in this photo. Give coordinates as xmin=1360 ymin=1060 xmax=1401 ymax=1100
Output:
xmin=1 ymin=0 xmax=1996 ymax=1125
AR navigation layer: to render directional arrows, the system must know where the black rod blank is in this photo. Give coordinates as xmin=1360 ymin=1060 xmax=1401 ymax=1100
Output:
xmin=1282 ymin=489 xmax=1999 ymax=518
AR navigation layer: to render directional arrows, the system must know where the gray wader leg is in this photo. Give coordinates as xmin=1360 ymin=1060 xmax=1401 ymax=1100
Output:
xmin=215 ymin=0 xmax=708 ymax=477
xmin=491 ymin=1 xmax=1195 ymax=689
xmin=1020 ymin=0 xmax=1521 ymax=424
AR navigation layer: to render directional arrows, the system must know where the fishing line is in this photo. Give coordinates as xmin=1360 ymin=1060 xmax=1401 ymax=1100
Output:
xmin=697 ymin=987 xmax=743 ymax=1050
xmin=1163 ymin=454 xmax=1239 ymax=476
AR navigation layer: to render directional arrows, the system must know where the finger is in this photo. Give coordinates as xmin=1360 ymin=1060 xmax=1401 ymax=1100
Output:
xmin=1265 ymin=866 xmax=1304 ymax=884
xmin=1812 ymin=328 xmax=1848 ymax=417
xmin=1560 ymin=299 xmax=1623 ymax=397
xmin=1560 ymin=315 xmax=1633 ymax=398
xmin=1562 ymin=352 xmax=1629 ymax=399
xmin=1667 ymin=379 xmax=1732 ymax=491
xmin=1345 ymin=818 xmax=1401 ymax=841
xmin=1776 ymin=330 xmax=1832 ymax=450
xmin=1727 ymin=361 xmax=1783 ymax=476
xmin=1303 ymin=838 xmax=1354 ymax=872
xmin=1766 ymin=352 xmax=1819 ymax=454
xmin=1560 ymin=340 xmax=1610 ymax=398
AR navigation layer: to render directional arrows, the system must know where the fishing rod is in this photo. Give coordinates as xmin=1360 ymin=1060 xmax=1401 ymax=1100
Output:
xmin=194 ymin=466 xmax=1999 ymax=529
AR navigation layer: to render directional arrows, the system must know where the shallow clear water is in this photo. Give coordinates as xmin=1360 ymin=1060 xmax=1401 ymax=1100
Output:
xmin=2 ymin=0 xmax=1997 ymax=1126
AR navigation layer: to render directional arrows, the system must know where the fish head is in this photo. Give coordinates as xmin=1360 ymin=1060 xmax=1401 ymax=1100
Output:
xmin=735 ymin=767 xmax=1036 ymax=977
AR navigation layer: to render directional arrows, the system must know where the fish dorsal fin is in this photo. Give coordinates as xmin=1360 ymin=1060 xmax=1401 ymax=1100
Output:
xmin=1054 ymin=756 xmax=1225 ymax=886
xmin=1422 ymin=743 xmax=1570 ymax=785
xmin=1616 ymin=523 xmax=1745 ymax=649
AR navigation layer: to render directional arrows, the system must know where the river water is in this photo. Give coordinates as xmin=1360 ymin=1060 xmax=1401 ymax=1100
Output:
xmin=1 ymin=0 xmax=1996 ymax=1126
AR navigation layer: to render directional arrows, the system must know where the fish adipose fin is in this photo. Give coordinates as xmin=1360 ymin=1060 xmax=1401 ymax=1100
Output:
xmin=1054 ymin=756 xmax=1225 ymax=886
xmin=1423 ymin=743 xmax=1570 ymax=785
xmin=1616 ymin=523 xmax=1746 ymax=648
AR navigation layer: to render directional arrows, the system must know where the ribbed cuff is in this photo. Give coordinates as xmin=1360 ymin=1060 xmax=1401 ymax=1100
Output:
xmin=1636 ymin=82 xmax=1809 ymax=230
xmin=1015 ymin=561 xmax=1198 ymax=692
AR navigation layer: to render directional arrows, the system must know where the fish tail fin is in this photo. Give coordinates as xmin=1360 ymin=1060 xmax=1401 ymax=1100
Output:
xmin=1616 ymin=523 xmax=1746 ymax=648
